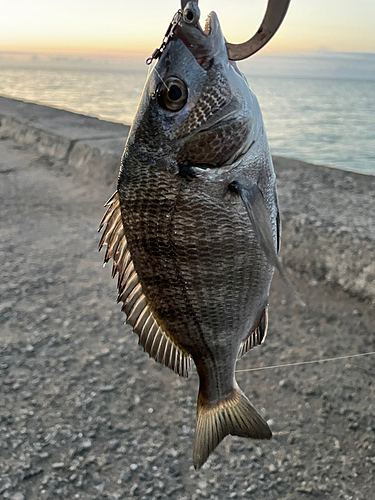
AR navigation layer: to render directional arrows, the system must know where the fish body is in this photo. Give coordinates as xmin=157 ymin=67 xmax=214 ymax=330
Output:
xmin=99 ymin=10 xmax=280 ymax=468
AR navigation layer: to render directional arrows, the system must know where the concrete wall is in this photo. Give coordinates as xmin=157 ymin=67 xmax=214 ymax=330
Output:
xmin=1 ymin=96 xmax=374 ymax=305
xmin=273 ymin=156 xmax=375 ymax=305
xmin=0 ymin=96 xmax=130 ymax=184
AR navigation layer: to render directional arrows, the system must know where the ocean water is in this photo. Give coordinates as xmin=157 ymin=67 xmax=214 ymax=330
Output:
xmin=0 ymin=66 xmax=374 ymax=175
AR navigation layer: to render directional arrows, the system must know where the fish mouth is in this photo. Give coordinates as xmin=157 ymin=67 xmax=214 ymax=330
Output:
xmin=203 ymin=13 xmax=212 ymax=36
xmin=174 ymin=8 xmax=225 ymax=65
xmin=194 ymin=10 xmax=218 ymax=39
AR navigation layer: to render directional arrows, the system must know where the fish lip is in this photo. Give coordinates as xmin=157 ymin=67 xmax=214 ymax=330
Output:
xmin=183 ymin=9 xmax=213 ymax=37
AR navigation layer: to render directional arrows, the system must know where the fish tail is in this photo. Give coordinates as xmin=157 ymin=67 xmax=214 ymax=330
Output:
xmin=193 ymin=384 xmax=272 ymax=469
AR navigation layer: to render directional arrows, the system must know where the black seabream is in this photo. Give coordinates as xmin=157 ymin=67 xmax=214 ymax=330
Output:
xmin=99 ymin=0 xmax=291 ymax=469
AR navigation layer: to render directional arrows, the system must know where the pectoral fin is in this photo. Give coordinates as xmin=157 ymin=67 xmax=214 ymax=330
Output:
xmin=231 ymin=180 xmax=304 ymax=306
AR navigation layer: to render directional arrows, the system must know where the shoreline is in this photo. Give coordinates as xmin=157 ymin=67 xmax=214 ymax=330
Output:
xmin=1 ymin=95 xmax=374 ymax=305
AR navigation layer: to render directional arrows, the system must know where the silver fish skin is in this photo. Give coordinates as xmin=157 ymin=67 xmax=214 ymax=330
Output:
xmin=99 ymin=11 xmax=280 ymax=469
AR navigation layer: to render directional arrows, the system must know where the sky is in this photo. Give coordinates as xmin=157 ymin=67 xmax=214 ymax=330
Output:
xmin=1 ymin=0 xmax=375 ymax=58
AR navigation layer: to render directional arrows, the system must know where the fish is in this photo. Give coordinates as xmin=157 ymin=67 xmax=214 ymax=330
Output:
xmin=99 ymin=0 xmax=290 ymax=469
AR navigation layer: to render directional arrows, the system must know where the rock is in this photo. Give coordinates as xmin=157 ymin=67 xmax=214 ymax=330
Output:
xmin=79 ymin=438 xmax=92 ymax=451
xmin=108 ymin=439 xmax=120 ymax=451
xmin=130 ymin=484 xmax=139 ymax=496
xmin=11 ymin=495 xmax=25 ymax=500
xmin=51 ymin=463 xmax=65 ymax=469
xmin=100 ymin=385 xmax=115 ymax=393
xmin=121 ymin=471 xmax=132 ymax=484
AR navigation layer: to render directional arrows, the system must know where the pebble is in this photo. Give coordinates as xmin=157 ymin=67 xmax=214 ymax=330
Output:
xmin=130 ymin=484 xmax=139 ymax=496
xmin=11 ymin=494 xmax=25 ymax=500
xmin=79 ymin=439 xmax=92 ymax=450
xmin=108 ymin=439 xmax=120 ymax=451
xmin=52 ymin=463 xmax=65 ymax=469
xmin=100 ymin=385 xmax=115 ymax=392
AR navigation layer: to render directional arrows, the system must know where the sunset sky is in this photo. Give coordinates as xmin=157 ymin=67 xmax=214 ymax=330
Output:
xmin=1 ymin=0 xmax=375 ymax=58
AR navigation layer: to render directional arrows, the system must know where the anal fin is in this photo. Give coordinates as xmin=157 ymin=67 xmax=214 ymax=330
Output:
xmin=238 ymin=306 xmax=268 ymax=359
xmin=98 ymin=191 xmax=192 ymax=378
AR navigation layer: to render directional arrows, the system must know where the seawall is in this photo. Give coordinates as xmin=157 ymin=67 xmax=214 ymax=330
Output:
xmin=1 ymin=95 xmax=374 ymax=305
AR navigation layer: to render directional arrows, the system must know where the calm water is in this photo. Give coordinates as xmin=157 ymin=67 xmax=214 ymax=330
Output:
xmin=1 ymin=66 xmax=374 ymax=175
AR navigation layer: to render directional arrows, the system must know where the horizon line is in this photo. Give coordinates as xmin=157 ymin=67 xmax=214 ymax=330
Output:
xmin=1 ymin=48 xmax=375 ymax=59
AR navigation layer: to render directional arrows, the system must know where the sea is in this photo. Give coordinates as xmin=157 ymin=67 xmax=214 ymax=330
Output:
xmin=1 ymin=66 xmax=374 ymax=175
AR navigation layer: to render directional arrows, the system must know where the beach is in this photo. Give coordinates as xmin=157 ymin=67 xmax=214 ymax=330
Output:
xmin=0 ymin=97 xmax=374 ymax=499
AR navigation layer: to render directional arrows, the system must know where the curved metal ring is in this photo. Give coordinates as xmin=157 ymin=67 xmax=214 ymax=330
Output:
xmin=180 ymin=0 xmax=291 ymax=61
xmin=225 ymin=0 xmax=291 ymax=61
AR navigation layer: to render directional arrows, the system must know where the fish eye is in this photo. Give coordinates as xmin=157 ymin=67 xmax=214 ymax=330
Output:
xmin=158 ymin=77 xmax=188 ymax=112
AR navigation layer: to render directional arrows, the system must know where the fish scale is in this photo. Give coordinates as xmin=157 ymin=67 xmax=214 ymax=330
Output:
xmin=172 ymin=187 xmax=264 ymax=335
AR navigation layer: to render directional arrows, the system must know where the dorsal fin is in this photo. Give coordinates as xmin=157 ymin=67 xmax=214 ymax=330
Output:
xmin=98 ymin=192 xmax=192 ymax=378
xmin=237 ymin=307 xmax=268 ymax=359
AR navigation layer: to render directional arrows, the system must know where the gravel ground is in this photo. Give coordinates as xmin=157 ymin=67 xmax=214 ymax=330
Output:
xmin=0 ymin=137 xmax=374 ymax=500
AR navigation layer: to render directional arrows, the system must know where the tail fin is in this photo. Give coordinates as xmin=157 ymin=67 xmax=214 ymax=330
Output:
xmin=193 ymin=385 xmax=272 ymax=469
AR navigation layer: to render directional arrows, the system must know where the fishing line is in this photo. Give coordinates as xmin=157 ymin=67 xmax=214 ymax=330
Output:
xmin=152 ymin=66 xmax=169 ymax=91
xmin=235 ymin=351 xmax=375 ymax=373
xmin=147 ymin=60 xmax=154 ymax=79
